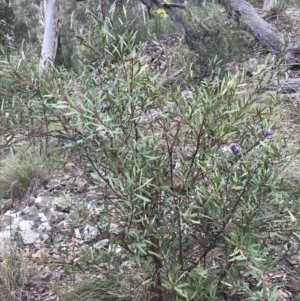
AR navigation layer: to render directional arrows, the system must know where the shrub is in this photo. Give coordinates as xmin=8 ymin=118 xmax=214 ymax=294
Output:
xmin=1 ymin=10 xmax=300 ymax=301
xmin=53 ymin=18 xmax=300 ymax=300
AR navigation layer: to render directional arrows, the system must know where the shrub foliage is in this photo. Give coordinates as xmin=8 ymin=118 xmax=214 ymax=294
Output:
xmin=1 ymin=10 xmax=300 ymax=301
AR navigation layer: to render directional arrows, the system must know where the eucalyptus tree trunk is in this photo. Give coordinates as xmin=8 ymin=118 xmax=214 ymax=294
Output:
xmin=39 ymin=0 xmax=59 ymax=72
xmin=220 ymin=0 xmax=284 ymax=53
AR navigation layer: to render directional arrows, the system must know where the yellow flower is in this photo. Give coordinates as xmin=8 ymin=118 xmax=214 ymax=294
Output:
xmin=155 ymin=8 xmax=168 ymax=18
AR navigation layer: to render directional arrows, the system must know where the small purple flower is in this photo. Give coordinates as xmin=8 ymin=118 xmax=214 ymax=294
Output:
xmin=230 ymin=144 xmax=240 ymax=155
xmin=264 ymin=129 xmax=272 ymax=138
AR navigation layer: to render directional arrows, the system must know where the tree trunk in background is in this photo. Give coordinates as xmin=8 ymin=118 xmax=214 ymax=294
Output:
xmin=221 ymin=0 xmax=284 ymax=53
xmin=151 ymin=0 xmax=193 ymax=46
xmin=140 ymin=0 xmax=153 ymax=19
xmin=39 ymin=0 xmax=59 ymax=72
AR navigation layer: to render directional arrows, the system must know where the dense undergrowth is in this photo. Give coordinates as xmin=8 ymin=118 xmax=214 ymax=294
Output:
xmin=1 ymin=3 xmax=300 ymax=301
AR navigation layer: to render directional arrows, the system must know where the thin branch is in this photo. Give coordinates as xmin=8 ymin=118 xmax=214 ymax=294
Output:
xmin=162 ymin=2 xmax=186 ymax=9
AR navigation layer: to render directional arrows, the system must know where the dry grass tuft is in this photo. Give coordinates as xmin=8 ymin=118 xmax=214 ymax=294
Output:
xmin=0 ymin=241 xmax=37 ymax=301
xmin=0 ymin=146 xmax=49 ymax=199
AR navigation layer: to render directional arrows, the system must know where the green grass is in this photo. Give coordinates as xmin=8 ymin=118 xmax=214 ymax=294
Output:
xmin=61 ymin=278 xmax=130 ymax=301
xmin=0 ymin=146 xmax=49 ymax=199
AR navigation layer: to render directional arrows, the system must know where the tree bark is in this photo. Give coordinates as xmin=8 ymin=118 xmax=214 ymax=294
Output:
xmin=220 ymin=0 xmax=284 ymax=53
xmin=140 ymin=0 xmax=153 ymax=19
xmin=39 ymin=0 xmax=59 ymax=72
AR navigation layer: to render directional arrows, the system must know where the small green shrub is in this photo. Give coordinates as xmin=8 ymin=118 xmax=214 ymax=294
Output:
xmin=53 ymin=17 xmax=300 ymax=301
